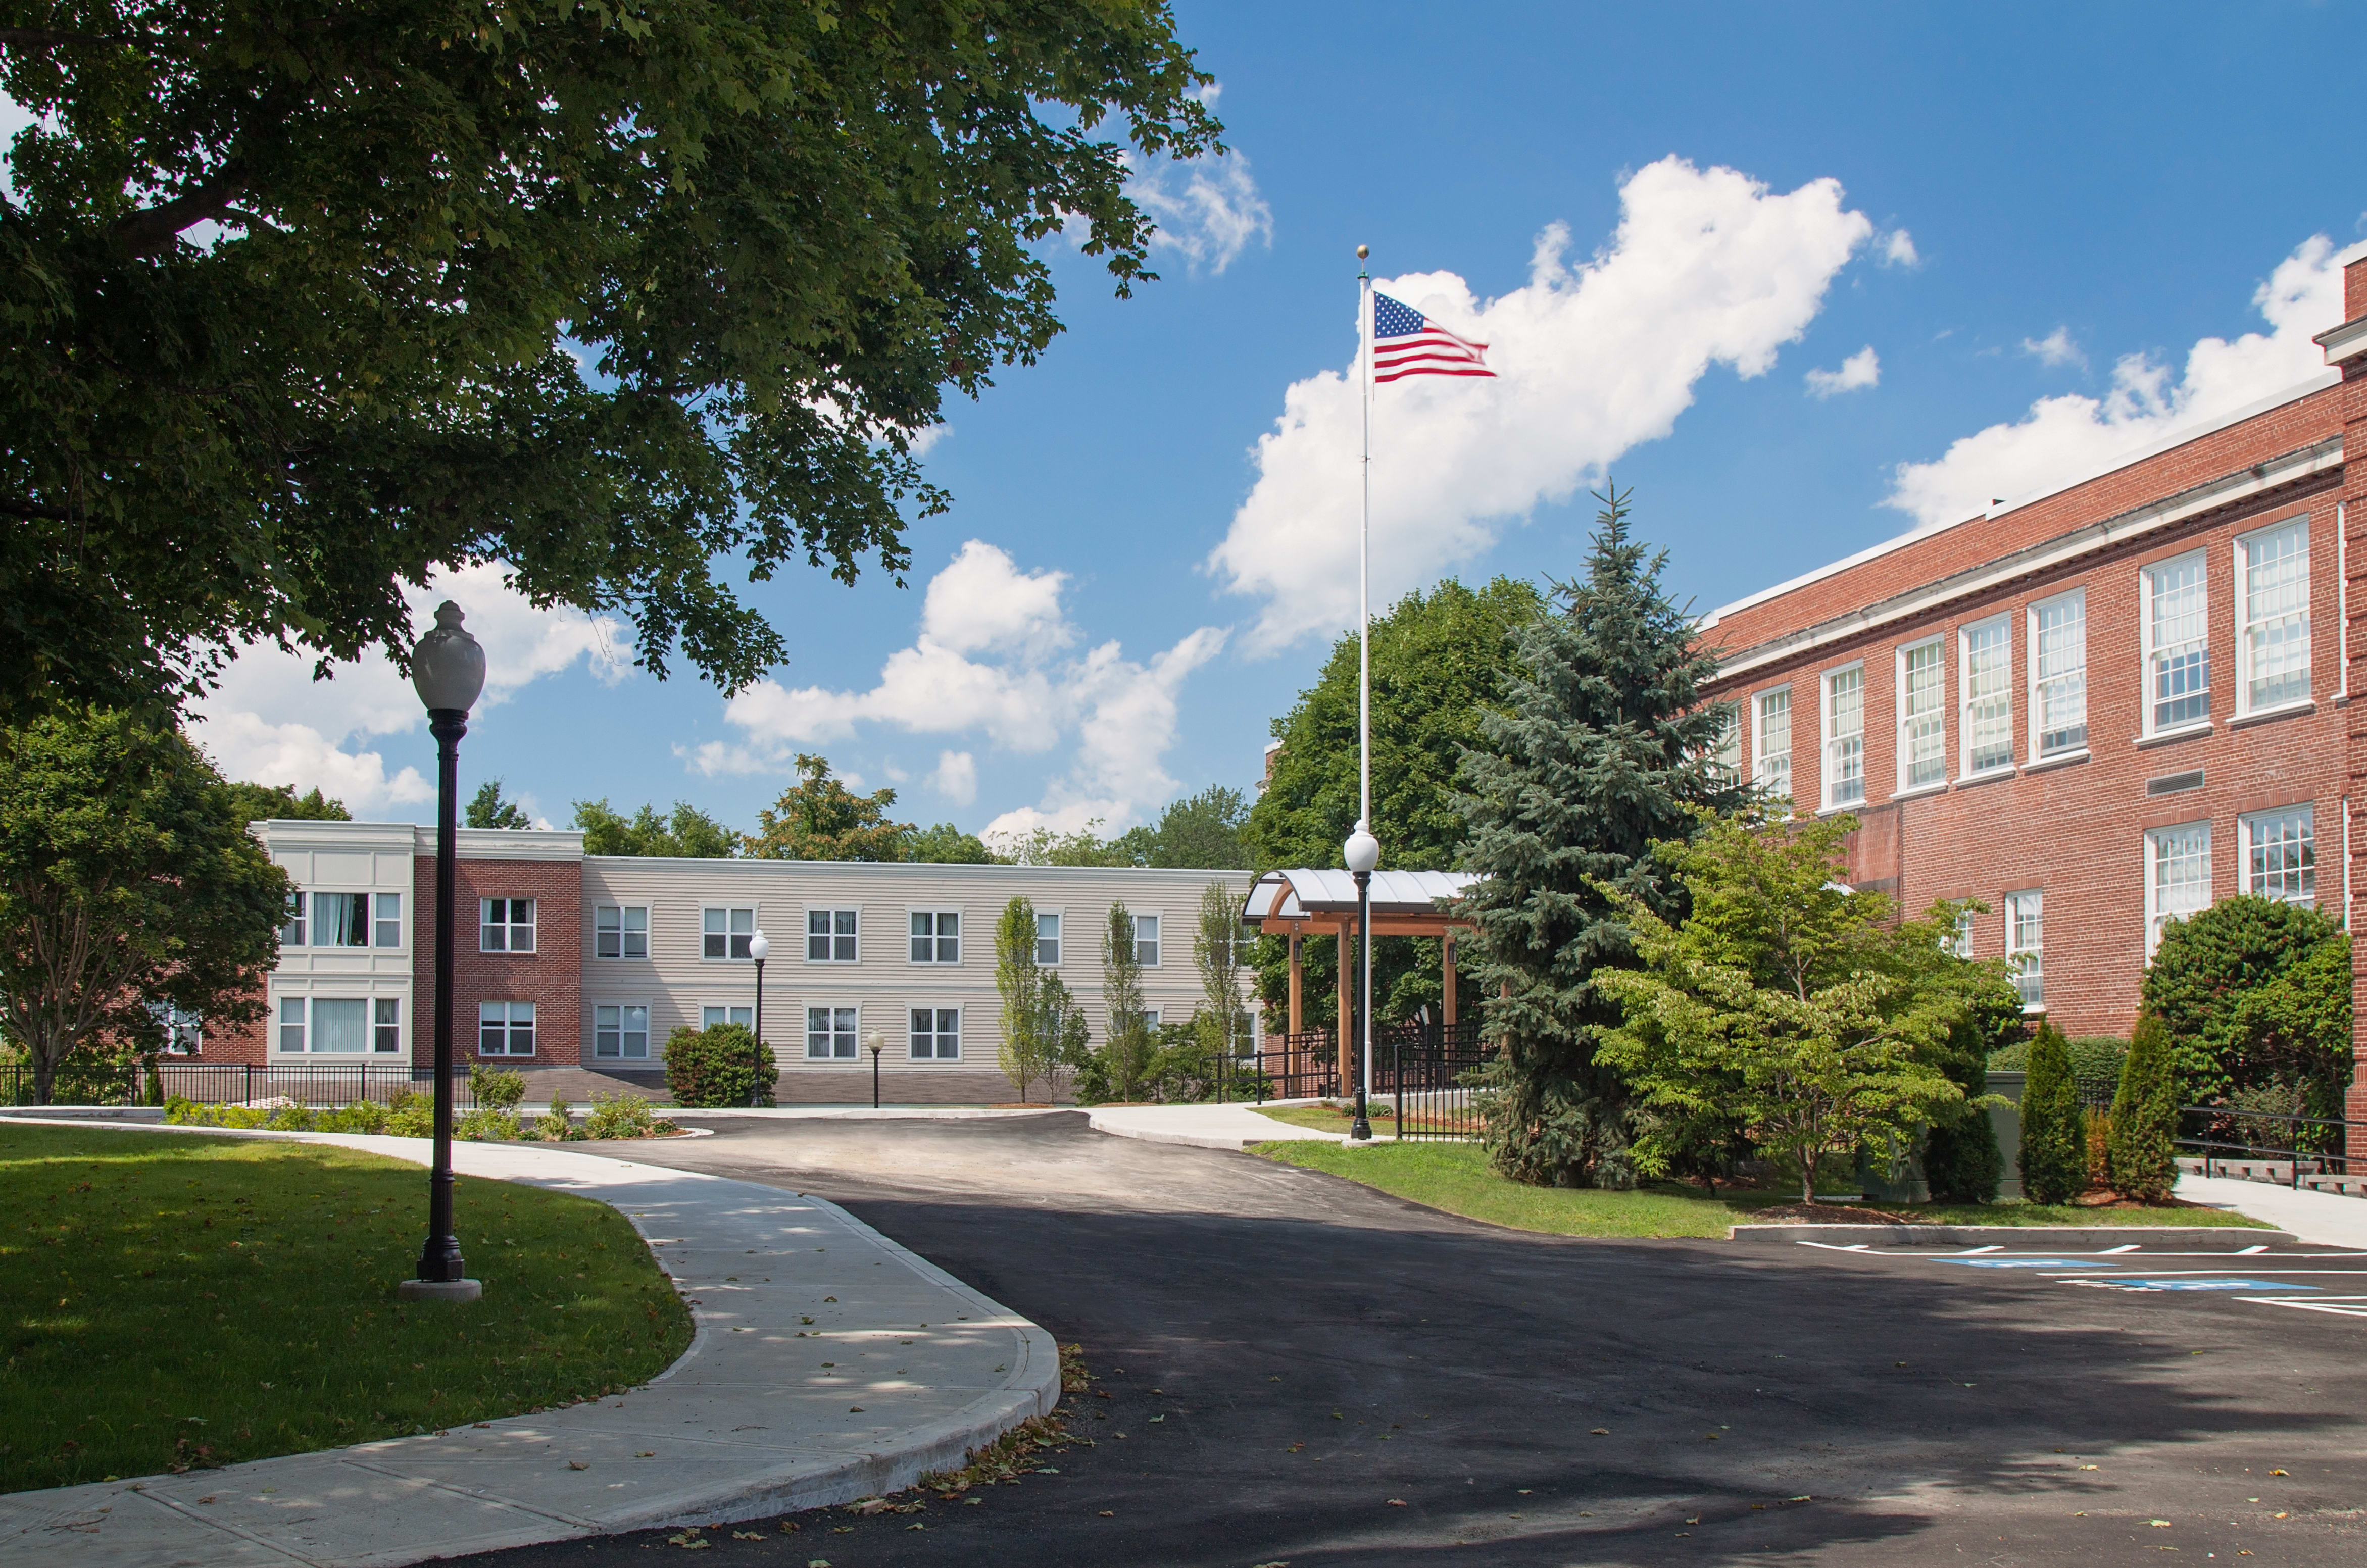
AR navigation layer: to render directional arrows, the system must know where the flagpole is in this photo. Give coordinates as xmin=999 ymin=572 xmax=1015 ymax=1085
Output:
xmin=1353 ymin=243 xmax=1376 ymax=1143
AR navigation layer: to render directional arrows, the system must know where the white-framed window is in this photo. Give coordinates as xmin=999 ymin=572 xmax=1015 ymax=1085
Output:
xmin=2004 ymin=890 xmax=2043 ymax=1011
xmin=909 ymin=910 xmax=961 ymax=964
xmin=1142 ymin=1008 xmax=1163 ymax=1030
xmin=480 ymin=898 xmax=536 ymax=953
xmin=2030 ymin=590 xmax=2088 ymax=758
xmin=278 ymin=995 xmax=305 ymax=1052
xmin=595 ymin=905 xmax=649 ymax=959
xmin=151 ymin=1001 xmax=204 ymax=1055
xmin=2144 ymin=552 xmax=2211 ymax=733
xmin=1959 ymin=617 xmax=2013 ymax=775
xmin=909 ymin=1007 xmax=961 ymax=1060
xmin=2238 ymin=517 xmax=2311 ymax=714
xmin=1035 ymin=911 xmax=1062 ymax=966
xmin=280 ymin=892 xmax=306 ymax=948
xmin=807 ymin=1005 xmax=859 ymax=1060
xmin=1132 ymin=913 xmax=1162 ymax=967
xmin=1821 ymin=665 xmax=1865 ymax=808
xmin=281 ymin=996 xmax=372 ymax=1054
xmin=701 ymin=1004 xmax=753 ymax=1030
xmin=373 ymin=894 xmax=403 ymax=948
xmin=702 ymin=905 xmax=755 ymax=960
xmin=806 ymin=907 xmax=858 ymax=962
xmin=2145 ymin=821 xmax=2212 ymax=957
xmin=1708 ymin=704 xmax=1742 ymax=788
xmin=478 ymin=1000 xmax=536 ymax=1056
xmin=1944 ymin=906 xmax=1975 ymax=959
xmin=374 ymin=998 xmax=401 ymax=1053
xmin=2242 ymin=805 xmax=2315 ymax=905
xmin=313 ymin=892 xmax=371 ymax=948
xmin=1754 ymin=687 xmax=1792 ymax=802
xmin=1897 ymin=639 xmax=1946 ymax=792
xmin=594 ymin=1004 xmax=650 ymax=1060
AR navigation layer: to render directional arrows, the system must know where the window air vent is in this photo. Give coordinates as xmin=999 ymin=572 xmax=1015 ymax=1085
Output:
xmin=2145 ymin=769 xmax=2204 ymax=797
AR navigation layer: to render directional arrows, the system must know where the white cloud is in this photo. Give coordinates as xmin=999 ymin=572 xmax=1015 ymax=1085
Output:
xmin=1881 ymin=229 xmax=1920 ymax=268
xmin=706 ymin=542 xmax=1225 ymax=834
xmin=2019 ymin=325 xmax=2085 ymax=369
xmin=1126 ymin=149 xmax=1273 ymax=275
xmin=1886 ymin=234 xmax=2362 ymax=528
xmin=188 ymin=562 xmax=634 ymax=815
xmin=1805 ymin=345 xmax=1881 ymax=398
xmin=1207 ymin=156 xmax=1876 ymax=651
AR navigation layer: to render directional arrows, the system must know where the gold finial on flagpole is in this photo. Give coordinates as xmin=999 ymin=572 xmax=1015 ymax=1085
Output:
xmin=1356 ymin=243 xmax=1368 ymax=260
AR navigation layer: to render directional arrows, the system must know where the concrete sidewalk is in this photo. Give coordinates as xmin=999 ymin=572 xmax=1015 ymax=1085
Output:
xmin=2178 ymin=1170 xmax=2367 ymax=1248
xmin=1084 ymin=1101 xmax=1358 ymax=1150
xmin=0 ymin=1123 xmax=1059 ymax=1567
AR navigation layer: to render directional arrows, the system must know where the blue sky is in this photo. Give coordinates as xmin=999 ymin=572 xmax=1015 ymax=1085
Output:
xmin=17 ymin=3 xmax=2367 ymax=836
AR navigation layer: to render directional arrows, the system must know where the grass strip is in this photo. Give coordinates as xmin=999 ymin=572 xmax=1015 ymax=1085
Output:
xmin=0 ymin=1124 xmax=692 ymax=1493
xmin=1250 ymin=1139 xmax=2270 ymax=1237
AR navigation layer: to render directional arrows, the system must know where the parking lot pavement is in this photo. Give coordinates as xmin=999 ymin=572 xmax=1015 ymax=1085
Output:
xmin=463 ymin=1112 xmax=2367 ymax=1567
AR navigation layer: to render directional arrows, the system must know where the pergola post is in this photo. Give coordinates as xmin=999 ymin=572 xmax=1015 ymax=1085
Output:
xmin=1336 ymin=926 xmax=1353 ymax=1093
xmin=1288 ymin=932 xmax=1303 ymax=1037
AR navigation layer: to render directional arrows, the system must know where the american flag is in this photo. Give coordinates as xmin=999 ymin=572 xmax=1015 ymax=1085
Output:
xmin=1371 ymin=291 xmax=1496 ymax=382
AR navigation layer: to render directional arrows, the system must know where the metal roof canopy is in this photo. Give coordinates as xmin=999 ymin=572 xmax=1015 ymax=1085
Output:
xmin=1243 ymin=868 xmax=1476 ymax=935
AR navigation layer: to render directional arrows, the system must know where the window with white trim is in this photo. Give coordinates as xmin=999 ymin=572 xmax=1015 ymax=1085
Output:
xmin=280 ymin=892 xmax=306 ymax=948
xmin=2238 ymin=518 xmax=2310 ymax=713
xmin=807 ymin=1005 xmax=858 ymax=1060
xmin=2242 ymin=805 xmax=2314 ymax=905
xmin=2030 ymin=590 xmax=2088 ymax=758
xmin=150 ymin=1001 xmax=204 ymax=1055
xmin=2145 ymin=822 xmax=2212 ymax=957
xmin=374 ymin=998 xmax=400 ymax=1053
xmin=478 ymin=1000 xmax=535 ymax=1056
xmin=1944 ymin=906 xmax=1974 ymax=959
xmin=807 ymin=907 xmax=858 ymax=962
xmin=1822 ymin=666 xmax=1864 ymax=807
xmin=2144 ymin=553 xmax=2210 ymax=732
xmin=282 ymin=996 xmax=371 ymax=1053
xmin=594 ymin=1004 xmax=650 ymax=1059
xmin=374 ymin=894 xmax=403 ymax=948
xmin=1708 ymin=705 xmax=1742 ymax=788
xmin=313 ymin=892 xmax=370 ymax=947
xmin=1132 ymin=914 xmax=1161 ymax=967
xmin=1754 ymin=687 xmax=1792 ymax=802
xmin=595 ymin=904 xmax=649 ymax=959
xmin=909 ymin=910 xmax=960 ymax=963
xmin=2004 ymin=890 xmax=2043 ymax=1011
xmin=1897 ymin=640 xmax=1945 ymax=791
xmin=1035 ymin=912 xmax=1062 ymax=966
xmin=701 ymin=1004 xmax=753 ymax=1030
xmin=480 ymin=897 xmax=536 ymax=953
xmin=702 ymin=905 xmax=755 ymax=960
xmin=909 ymin=1007 xmax=960 ymax=1060
xmin=1960 ymin=618 xmax=2013 ymax=775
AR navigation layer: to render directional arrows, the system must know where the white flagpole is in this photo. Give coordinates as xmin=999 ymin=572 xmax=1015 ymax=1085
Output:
xmin=1356 ymin=244 xmax=1374 ymax=1134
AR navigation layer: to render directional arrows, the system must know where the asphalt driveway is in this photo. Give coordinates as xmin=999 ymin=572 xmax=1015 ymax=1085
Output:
xmin=467 ymin=1111 xmax=2367 ymax=1566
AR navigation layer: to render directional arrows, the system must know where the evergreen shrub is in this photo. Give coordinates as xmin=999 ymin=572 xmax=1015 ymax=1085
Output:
xmin=2017 ymin=1023 xmax=2085 ymax=1204
xmin=2108 ymin=1014 xmax=2179 ymax=1201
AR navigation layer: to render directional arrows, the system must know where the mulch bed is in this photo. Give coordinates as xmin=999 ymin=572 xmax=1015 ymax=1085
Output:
xmin=1741 ymin=1203 xmax=1920 ymax=1225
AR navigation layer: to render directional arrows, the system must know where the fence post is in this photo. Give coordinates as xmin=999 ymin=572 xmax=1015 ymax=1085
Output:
xmin=1393 ymin=1033 xmax=1402 ymax=1142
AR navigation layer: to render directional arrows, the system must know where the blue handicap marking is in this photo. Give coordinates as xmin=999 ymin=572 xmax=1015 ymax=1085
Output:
xmin=1934 ymin=1258 xmax=2110 ymax=1269
xmin=2068 ymin=1278 xmax=2318 ymax=1292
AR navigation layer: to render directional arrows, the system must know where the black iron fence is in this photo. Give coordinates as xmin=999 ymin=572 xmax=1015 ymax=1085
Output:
xmin=1254 ymin=1031 xmax=1342 ymax=1102
xmin=1 ymin=1061 xmax=481 ymax=1114
xmin=1251 ymin=1022 xmax=1491 ymax=1141
xmin=2178 ymin=1103 xmax=2361 ymax=1188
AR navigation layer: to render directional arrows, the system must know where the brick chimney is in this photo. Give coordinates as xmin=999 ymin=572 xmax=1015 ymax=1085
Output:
xmin=2350 ymin=251 xmax=2367 ymax=325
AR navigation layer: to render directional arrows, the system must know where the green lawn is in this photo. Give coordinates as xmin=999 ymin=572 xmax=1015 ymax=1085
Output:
xmin=0 ymin=1125 xmax=693 ymax=1494
xmin=1250 ymin=1140 xmax=2270 ymax=1238
xmin=1247 ymin=1104 xmax=1359 ymax=1133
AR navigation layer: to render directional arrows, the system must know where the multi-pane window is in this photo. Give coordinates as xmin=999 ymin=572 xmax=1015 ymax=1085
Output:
xmin=807 ymin=1005 xmax=859 ymax=1059
xmin=807 ymin=908 xmax=858 ymax=962
xmin=1823 ymin=666 xmax=1864 ymax=807
xmin=289 ymin=997 xmax=370 ymax=1053
xmin=2004 ymin=890 xmax=2043 ymax=1010
xmin=703 ymin=906 xmax=755 ymax=960
xmin=1945 ymin=907 xmax=1974 ymax=959
xmin=1133 ymin=914 xmax=1161 ymax=967
xmin=480 ymin=898 xmax=536 ymax=953
xmin=2146 ymin=822 xmax=2212 ymax=957
xmin=313 ymin=892 xmax=370 ymax=947
xmin=2031 ymin=591 xmax=2088 ymax=757
xmin=1754 ymin=688 xmax=1792 ymax=802
xmin=281 ymin=893 xmax=307 ymax=948
xmin=595 ymin=1004 xmax=651 ymax=1059
xmin=151 ymin=1001 xmax=204 ymax=1054
xmin=373 ymin=998 xmax=401 ymax=1053
xmin=374 ymin=893 xmax=403 ymax=948
xmin=1898 ymin=641 xmax=1946 ymax=791
xmin=1960 ymin=619 xmax=2013 ymax=774
xmin=702 ymin=1004 xmax=753 ymax=1030
xmin=1035 ymin=912 xmax=1062 ymax=966
xmin=478 ymin=1000 xmax=536 ymax=1055
xmin=909 ymin=1007 xmax=961 ymax=1060
xmin=2239 ymin=519 xmax=2311 ymax=712
xmin=2145 ymin=553 xmax=2211 ymax=732
xmin=909 ymin=911 xmax=961 ymax=963
xmin=2242 ymin=806 xmax=2315 ymax=905
xmin=595 ymin=905 xmax=649 ymax=959
xmin=279 ymin=996 xmax=306 ymax=1052
xmin=1708 ymin=705 xmax=1742 ymax=788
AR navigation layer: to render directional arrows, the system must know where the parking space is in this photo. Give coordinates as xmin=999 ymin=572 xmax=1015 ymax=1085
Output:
xmin=1791 ymin=1236 xmax=2367 ymax=1319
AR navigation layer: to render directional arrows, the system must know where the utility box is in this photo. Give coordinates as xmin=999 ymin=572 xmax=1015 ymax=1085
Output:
xmin=1989 ymin=1071 xmax=2025 ymax=1201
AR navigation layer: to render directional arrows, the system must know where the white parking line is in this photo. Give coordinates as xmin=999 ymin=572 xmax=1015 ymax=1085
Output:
xmin=2241 ymin=1295 xmax=2367 ymax=1318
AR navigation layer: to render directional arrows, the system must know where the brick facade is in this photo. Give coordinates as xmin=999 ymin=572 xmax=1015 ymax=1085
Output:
xmin=413 ymin=855 xmax=584 ymax=1070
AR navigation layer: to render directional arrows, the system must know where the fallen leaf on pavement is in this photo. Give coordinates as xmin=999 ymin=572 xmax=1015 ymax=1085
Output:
xmin=1388 ymin=1499 xmax=1407 ymax=1507
xmin=1589 ymin=1428 xmax=1609 ymax=1436
xmin=568 ymin=1462 xmax=589 ymax=1471
xmin=2150 ymin=1521 xmax=2172 ymax=1528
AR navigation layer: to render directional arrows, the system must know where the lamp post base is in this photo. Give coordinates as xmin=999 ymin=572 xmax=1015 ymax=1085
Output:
xmin=398 ymin=1278 xmax=484 ymax=1303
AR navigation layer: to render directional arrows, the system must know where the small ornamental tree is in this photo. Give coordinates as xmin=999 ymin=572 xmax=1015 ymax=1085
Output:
xmin=2140 ymin=894 xmax=2345 ymax=1102
xmin=662 ymin=1023 xmax=773 ymax=1108
xmin=995 ymin=897 xmax=1048 ymax=1101
xmin=1194 ymin=881 xmax=1251 ymax=1067
xmin=2017 ymin=1023 xmax=2084 ymax=1205
xmin=1038 ymin=971 xmax=1094 ymax=1093
xmin=1098 ymin=902 xmax=1155 ymax=1102
xmin=2108 ymin=1015 xmax=2180 ymax=1202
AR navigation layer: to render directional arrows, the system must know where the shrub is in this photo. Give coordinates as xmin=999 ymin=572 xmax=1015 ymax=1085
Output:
xmin=2141 ymin=894 xmax=2343 ymax=1102
xmin=468 ymin=1064 xmax=527 ymax=1114
xmin=583 ymin=1091 xmax=674 ymax=1139
xmin=456 ymin=1106 xmax=521 ymax=1141
xmin=662 ymin=1023 xmax=773 ymax=1108
xmin=385 ymin=1091 xmax=433 ymax=1138
xmin=2017 ymin=1023 xmax=2084 ymax=1204
xmin=2108 ymin=1015 xmax=2179 ymax=1202
xmin=529 ymin=1098 xmax=582 ymax=1142
xmin=1990 ymin=1034 xmax=2127 ymax=1088
xmin=316 ymin=1099 xmax=389 ymax=1134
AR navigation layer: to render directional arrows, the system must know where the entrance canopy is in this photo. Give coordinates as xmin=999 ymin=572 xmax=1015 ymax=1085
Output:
xmin=1242 ymin=868 xmax=1476 ymax=936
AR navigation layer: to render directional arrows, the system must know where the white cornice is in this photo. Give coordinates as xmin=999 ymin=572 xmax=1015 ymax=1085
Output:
xmin=2318 ymin=314 xmax=2367 ymax=365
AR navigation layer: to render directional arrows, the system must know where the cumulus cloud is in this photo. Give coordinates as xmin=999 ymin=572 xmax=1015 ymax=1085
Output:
xmin=1881 ymin=230 xmax=1921 ymax=268
xmin=701 ymin=542 xmax=1225 ymax=835
xmin=1125 ymin=148 xmax=1273 ymax=275
xmin=1805 ymin=345 xmax=1881 ymax=398
xmin=2020 ymin=325 xmax=2085 ymax=369
xmin=1207 ymin=156 xmax=1877 ymax=651
xmin=187 ymin=562 xmax=633 ymax=815
xmin=1886 ymin=235 xmax=2362 ymax=528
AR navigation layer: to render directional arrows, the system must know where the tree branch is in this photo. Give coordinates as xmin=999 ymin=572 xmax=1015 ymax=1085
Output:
xmin=111 ymin=161 xmax=250 ymax=260
xmin=0 ymin=28 xmax=118 ymax=49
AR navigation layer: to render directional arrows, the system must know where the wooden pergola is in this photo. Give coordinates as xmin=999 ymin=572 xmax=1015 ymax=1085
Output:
xmin=1242 ymin=868 xmax=1477 ymax=1088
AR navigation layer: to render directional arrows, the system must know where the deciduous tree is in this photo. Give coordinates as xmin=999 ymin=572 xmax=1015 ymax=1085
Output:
xmin=466 ymin=779 xmax=533 ymax=830
xmin=743 ymin=755 xmax=913 ymax=862
xmin=994 ymin=896 xmax=1048 ymax=1102
xmin=571 ymin=799 xmax=738 ymax=859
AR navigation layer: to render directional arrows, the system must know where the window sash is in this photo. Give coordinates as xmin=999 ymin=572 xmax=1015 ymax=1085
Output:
xmin=1035 ymin=912 xmax=1061 ymax=966
xmin=701 ymin=1005 xmax=753 ymax=1030
xmin=595 ymin=1004 xmax=650 ymax=1059
xmin=480 ymin=897 xmax=536 ymax=953
xmin=1898 ymin=642 xmax=1945 ymax=790
xmin=2243 ymin=807 xmax=2315 ymax=905
xmin=2004 ymin=891 xmax=2043 ymax=1010
xmin=373 ymin=997 xmax=401 ymax=1053
xmin=807 ymin=1005 xmax=859 ymax=1059
xmin=279 ymin=996 xmax=306 ymax=1052
xmin=1960 ymin=620 xmax=2012 ymax=774
xmin=312 ymin=997 xmax=370 ymax=1054
xmin=595 ymin=905 xmax=649 ymax=959
xmin=373 ymin=893 xmax=403 ymax=948
xmin=1824 ymin=668 xmax=1864 ymax=806
xmin=2032 ymin=593 xmax=2088 ymax=756
xmin=2146 ymin=823 xmax=2212 ymax=955
xmin=909 ymin=911 xmax=960 ymax=963
xmin=314 ymin=892 xmax=370 ymax=948
xmin=478 ymin=1000 xmax=535 ymax=1055
xmin=909 ymin=1007 xmax=960 ymax=1059
xmin=1709 ymin=705 xmax=1742 ymax=787
xmin=281 ymin=892 xmax=307 ymax=948
xmin=2146 ymin=555 xmax=2210 ymax=731
xmin=2241 ymin=521 xmax=2310 ymax=712
xmin=807 ymin=908 xmax=858 ymax=962
xmin=1133 ymin=914 xmax=1161 ymax=967
xmin=1754 ymin=688 xmax=1792 ymax=799
xmin=703 ymin=906 xmax=755 ymax=960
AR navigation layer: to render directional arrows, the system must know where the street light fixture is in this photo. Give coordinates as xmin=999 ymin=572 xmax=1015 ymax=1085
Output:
xmin=402 ymin=602 xmax=485 ymax=1304
xmin=867 ymin=1031 xmax=885 ymax=1109
xmin=1343 ymin=820 xmax=1379 ymax=1144
xmin=748 ymin=929 xmax=770 ymax=1108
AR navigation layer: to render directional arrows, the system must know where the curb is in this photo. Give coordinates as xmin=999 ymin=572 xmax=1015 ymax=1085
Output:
xmin=1729 ymin=1223 xmax=2294 ymax=1248
xmin=1084 ymin=1106 xmax=1354 ymax=1150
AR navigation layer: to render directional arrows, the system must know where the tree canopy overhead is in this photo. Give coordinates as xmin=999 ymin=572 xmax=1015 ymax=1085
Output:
xmin=0 ymin=1 xmax=1220 ymax=718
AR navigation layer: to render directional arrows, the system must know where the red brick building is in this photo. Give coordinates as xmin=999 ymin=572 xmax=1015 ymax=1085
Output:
xmin=1699 ymin=252 xmax=2367 ymax=1126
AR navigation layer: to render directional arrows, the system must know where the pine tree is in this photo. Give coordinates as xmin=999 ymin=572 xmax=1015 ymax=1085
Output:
xmin=2018 ymin=1023 xmax=2084 ymax=1205
xmin=2108 ymin=1014 xmax=2179 ymax=1202
xmin=1456 ymin=487 xmax=1747 ymax=1187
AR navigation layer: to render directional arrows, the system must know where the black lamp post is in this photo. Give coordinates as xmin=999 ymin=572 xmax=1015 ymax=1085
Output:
xmin=868 ymin=1031 xmax=884 ymax=1109
xmin=748 ymin=929 xmax=770 ymax=1107
xmin=1343 ymin=820 xmax=1379 ymax=1144
xmin=403 ymin=601 xmax=485 ymax=1303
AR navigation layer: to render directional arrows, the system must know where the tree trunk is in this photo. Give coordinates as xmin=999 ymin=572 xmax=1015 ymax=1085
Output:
xmin=1799 ymin=1151 xmax=1816 ymax=1205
